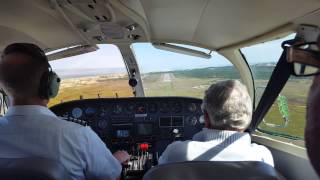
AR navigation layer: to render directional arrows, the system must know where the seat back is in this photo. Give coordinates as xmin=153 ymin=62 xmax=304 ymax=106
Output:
xmin=0 ymin=158 xmax=71 ymax=180
xmin=143 ymin=161 xmax=285 ymax=180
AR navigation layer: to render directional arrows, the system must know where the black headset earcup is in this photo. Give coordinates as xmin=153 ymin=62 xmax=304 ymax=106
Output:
xmin=39 ymin=71 xmax=49 ymax=99
xmin=47 ymin=71 xmax=60 ymax=99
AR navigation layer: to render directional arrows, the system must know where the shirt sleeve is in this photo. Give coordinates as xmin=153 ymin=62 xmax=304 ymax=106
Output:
xmin=80 ymin=126 xmax=122 ymax=180
xmin=261 ymin=147 xmax=274 ymax=167
xmin=253 ymin=144 xmax=274 ymax=167
xmin=158 ymin=141 xmax=187 ymax=165
xmin=158 ymin=146 xmax=170 ymax=165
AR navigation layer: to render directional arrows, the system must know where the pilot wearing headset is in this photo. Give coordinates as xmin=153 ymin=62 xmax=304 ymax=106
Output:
xmin=0 ymin=43 xmax=130 ymax=180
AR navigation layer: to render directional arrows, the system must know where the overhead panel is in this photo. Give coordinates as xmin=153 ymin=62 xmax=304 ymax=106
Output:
xmin=56 ymin=0 xmax=148 ymax=44
xmin=140 ymin=0 xmax=208 ymax=42
xmin=0 ymin=0 xmax=80 ymax=51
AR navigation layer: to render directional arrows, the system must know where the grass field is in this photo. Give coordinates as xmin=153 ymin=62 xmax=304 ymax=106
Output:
xmin=48 ymin=74 xmax=133 ymax=107
xmin=49 ymin=66 xmax=312 ymax=140
xmin=258 ymin=78 xmax=312 ymax=138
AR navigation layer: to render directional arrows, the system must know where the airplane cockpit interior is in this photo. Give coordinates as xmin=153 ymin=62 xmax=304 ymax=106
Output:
xmin=0 ymin=0 xmax=320 ymax=180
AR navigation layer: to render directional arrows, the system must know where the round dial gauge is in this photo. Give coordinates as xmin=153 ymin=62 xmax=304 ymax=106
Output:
xmin=100 ymin=106 xmax=108 ymax=114
xmin=85 ymin=107 xmax=96 ymax=117
xmin=159 ymin=102 xmax=170 ymax=113
xmin=97 ymin=119 xmax=108 ymax=129
xmin=113 ymin=104 xmax=123 ymax=114
xmin=126 ymin=103 xmax=135 ymax=113
xmin=187 ymin=116 xmax=198 ymax=126
xmin=72 ymin=107 xmax=83 ymax=118
xmin=136 ymin=103 xmax=147 ymax=114
xmin=172 ymin=102 xmax=182 ymax=113
xmin=148 ymin=103 xmax=158 ymax=113
xmin=188 ymin=103 xmax=197 ymax=112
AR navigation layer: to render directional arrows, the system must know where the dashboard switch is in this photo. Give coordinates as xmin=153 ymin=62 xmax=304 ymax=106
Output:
xmin=139 ymin=143 xmax=149 ymax=151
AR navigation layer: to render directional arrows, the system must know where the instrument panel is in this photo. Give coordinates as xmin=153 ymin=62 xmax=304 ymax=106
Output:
xmin=50 ymin=97 xmax=204 ymax=153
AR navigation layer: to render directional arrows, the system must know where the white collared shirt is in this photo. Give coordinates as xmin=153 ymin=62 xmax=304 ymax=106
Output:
xmin=0 ymin=105 xmax=121 ymax=180
xmin=158 ymin=128 xmax=274 ymax=167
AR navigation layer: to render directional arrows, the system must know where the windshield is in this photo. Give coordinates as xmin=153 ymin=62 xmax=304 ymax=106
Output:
xmin=132 ymin=43 xmax=241 ymax=98
xmin=49 ymin=44 xmax=132 ymax=107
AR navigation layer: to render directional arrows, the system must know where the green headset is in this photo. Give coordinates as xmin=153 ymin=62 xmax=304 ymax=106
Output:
xmin=3 ymin=43 xmax=61 ymax=99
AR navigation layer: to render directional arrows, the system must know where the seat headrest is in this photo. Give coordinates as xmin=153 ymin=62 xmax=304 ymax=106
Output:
xmin=0 ymin=158 xmax=71 ymax=180
xmin=143 ymin=161 xmax=285 ymax=180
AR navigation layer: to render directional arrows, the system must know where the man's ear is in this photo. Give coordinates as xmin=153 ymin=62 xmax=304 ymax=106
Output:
xmin=204 ymin=111 xmax=211 ymax=128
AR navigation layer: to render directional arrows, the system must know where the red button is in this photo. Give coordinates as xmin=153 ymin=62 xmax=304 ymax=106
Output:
xmin=139 ymin=143 xmax=149 ymax=151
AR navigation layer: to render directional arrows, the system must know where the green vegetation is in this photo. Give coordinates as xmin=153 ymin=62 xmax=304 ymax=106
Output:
xmin=173 ymin=66 xmax=240 ymax=79
xmin=258 ymin=78 xmax=311 ymax=138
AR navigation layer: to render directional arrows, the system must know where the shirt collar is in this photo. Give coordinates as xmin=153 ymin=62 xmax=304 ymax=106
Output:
xmin=192 ymin=128 xmax=251 ymax=146
xmin=5 ymin=105 xmax=57 ymax=117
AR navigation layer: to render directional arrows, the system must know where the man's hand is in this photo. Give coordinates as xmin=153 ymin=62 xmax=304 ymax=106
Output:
xmin=113 ymin=150 xmax=131 ymax=165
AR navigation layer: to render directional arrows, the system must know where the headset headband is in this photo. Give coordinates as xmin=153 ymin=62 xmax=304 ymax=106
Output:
xmin=3 ymin=43 xmax=50 ymax=68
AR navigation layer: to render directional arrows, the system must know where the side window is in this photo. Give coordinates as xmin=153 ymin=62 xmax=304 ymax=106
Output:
xmin=259 ymin=76 xmax=311 ymax=139
xmin=241 ymin=33 xmax=310 ymax=143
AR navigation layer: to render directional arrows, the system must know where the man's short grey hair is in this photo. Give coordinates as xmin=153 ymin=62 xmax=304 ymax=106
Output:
xmin=201 ymin=80 xmax=252 ymax=130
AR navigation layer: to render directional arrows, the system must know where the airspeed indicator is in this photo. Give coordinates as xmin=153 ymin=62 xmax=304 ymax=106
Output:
xmin=72 ymin=107 xmax=83 ymax=119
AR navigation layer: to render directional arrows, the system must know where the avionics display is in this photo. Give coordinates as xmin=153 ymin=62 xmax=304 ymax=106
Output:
xmin=116 ymin=130 xmax=130 ymax=138
xmin=137 ymin=124 xmax=153 ymax=135
xmin=159 ymin=116 xmax=184 ymax=127
xmin=159 ymin=117 xmax=171 ymax=127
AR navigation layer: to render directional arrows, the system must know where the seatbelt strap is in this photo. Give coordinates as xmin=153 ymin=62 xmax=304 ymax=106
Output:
xmin=248 ymin=48 xmax=292 ymax=132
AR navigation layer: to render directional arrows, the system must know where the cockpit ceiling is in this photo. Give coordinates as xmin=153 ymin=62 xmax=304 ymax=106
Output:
xmin=0 ymin=0 xmax=81 ymax=51
xmin=0 ymin=0 xmax=320 ymax=51
xmin=135 ymin=0 xmax=320 ymax=49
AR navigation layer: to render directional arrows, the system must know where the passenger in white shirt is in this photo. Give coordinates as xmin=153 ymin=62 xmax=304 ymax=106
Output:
xmin=159 ymin=80 xmax=274 ymax=167
xmin=0 ymin=43 xmax=130 ymax=180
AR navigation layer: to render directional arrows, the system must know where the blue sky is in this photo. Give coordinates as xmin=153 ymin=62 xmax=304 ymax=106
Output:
xmin=50 ymin=34 xmax=295 ymax=73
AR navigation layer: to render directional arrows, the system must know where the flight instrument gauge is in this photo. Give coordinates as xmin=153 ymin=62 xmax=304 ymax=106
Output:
xmin=187 ymin=103 xmax=197 ymax=112
xmin=186 ymin=116 xmax=198 ymax=126
xmin=72 ymin=107 xmax=83 ymax=118
xmin=113 ymin=104 xmax=123 ymax=114
xmin=159 ymin=102 xmax=170 ymax=113
xmin=126 ymin=103 xmax=135 ymax=113
xmin=136 ymin=103 xmax=147 ymax=114
xmin=85 ymin=107 xmax=96 ymax=117
xmin=97 ymin=119 xmax=108 ymax=129
xmin=148 ymin=102 xmax=158 ymax=113
xmin=172 ymin=102 xmax=182 ymax=113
